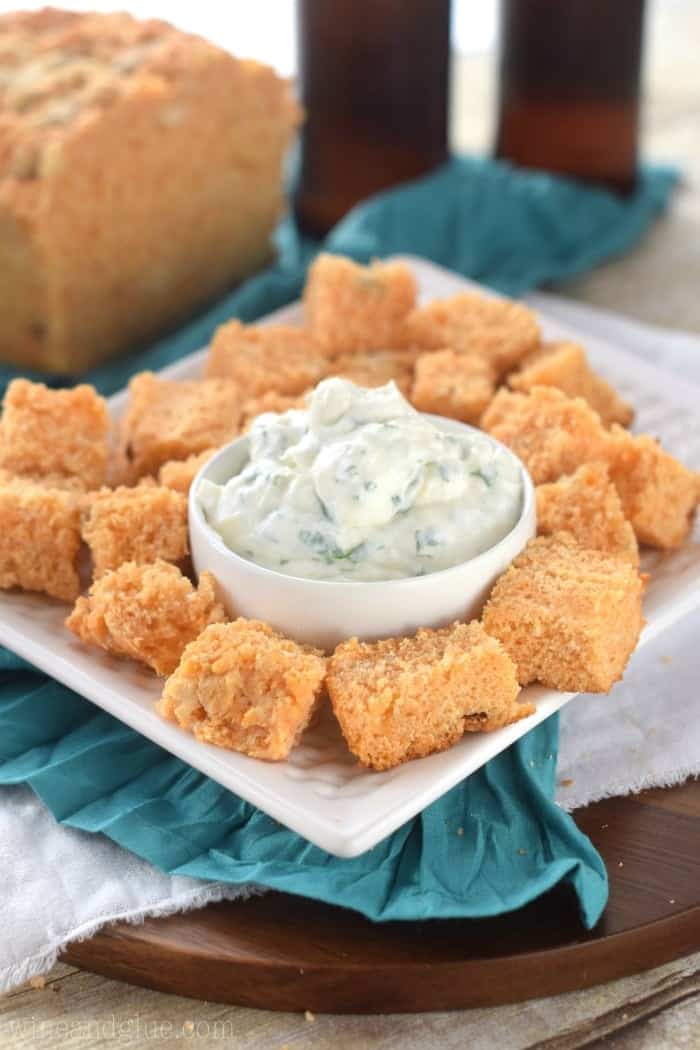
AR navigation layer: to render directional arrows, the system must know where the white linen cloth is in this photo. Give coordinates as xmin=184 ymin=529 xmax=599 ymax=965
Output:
xmin=1 ymin=297 xmax=699 ymax=993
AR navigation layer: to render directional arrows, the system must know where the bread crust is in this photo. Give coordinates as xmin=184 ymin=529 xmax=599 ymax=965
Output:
xmin=158 ymin=619 xmax=327 ymax=760
xmin=482 ymin=533 xmax=645 ymax=693
xmin=403 ymin=292 xmax=540 ymax=378
xmin=509 ymin=341 xmax=634 ymax=427
xmin=327 ymin=621 xmax=531 ymax=770
xmin=0 ymin=9 xmax=301 ymax=371
xmin=66 ymin=559 xmax=225 ymax=675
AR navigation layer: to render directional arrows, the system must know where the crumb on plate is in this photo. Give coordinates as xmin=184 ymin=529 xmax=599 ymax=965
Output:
xmin=327 ymin=621 xmax=531 ymax=771
xmin=66 ymin=560 xmax=225 ymax=675
xmin=158 ymin=620 xmax=327 ymax=760
xmin=482 ymin=533 xmax=645 ymax=693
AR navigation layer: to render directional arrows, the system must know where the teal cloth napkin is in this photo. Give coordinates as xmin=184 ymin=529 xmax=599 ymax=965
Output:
xmin=0 ymin=156 xmax=678 ymax=929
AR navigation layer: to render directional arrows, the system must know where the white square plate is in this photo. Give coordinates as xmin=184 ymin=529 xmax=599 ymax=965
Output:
xmin=2 ymin=256 xmax=699 ymax=858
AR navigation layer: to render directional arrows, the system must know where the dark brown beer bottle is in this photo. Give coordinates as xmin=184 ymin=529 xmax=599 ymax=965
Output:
xmin=495 ymin=0 xmax=645 ymax=193
xmin=294 ymin=0 xmax=451 ymax=238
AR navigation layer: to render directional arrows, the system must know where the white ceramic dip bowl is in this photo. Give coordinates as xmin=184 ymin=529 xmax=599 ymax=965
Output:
xmin=189 ymin=416 xmax=536 ymax=652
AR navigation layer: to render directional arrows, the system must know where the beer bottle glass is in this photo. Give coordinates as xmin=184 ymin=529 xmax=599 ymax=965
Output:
xmin=294 ymin=0 xmax=451 ymax=237
xmin=495 ymin=0 xmax=645 ymax=192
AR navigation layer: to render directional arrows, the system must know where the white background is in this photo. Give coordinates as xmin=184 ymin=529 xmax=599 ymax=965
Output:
xmin=0 ymin=0 xmax=499 ymax=74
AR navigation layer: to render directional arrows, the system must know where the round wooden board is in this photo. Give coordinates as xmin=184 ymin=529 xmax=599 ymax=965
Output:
xmin=62 ymin=779 xmax=700 ymax=1013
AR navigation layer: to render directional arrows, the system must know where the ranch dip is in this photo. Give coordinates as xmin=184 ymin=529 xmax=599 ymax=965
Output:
xmin=198 ymin=378 xmax=523 ymax=582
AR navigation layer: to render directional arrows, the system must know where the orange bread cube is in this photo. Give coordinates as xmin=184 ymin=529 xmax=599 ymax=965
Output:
xmin=481 ymin=386 xmax=609 ymax=484
xmin=117 ymin=372 xmax=241 ymax=482
xmin=303 ymin=254 xmax=417 ymax=357
xmin=607 ymin=427 xmax=700 ymax=549
xmin=536 ymin=463 xmax=639 ymax=565
xmin=410 ymin=349 xmax=495 ymax=423
xmin=82 ymin=484 xmax=188 ymax=576
xmin=509 ymin=341 xmax=633 ymax=427
xmin=329 ymin=349 xmax=419 ymax=396
xmin=240 ymin=391 xmax=309 ymax=432
xmin=403 ymin=292 xmax=539 ymax=377
xmin=158 ymin=620 xmax=327 ymax=760
xmin=0 ymin=476 xmax=81 ymax=601
xmin=66 ymin=560 xmax=225 ymax=675
xmin=327 ymin=621 xmax=532 ymax=771
xmin=482 ymin=534 xmax=645 ymax=693
xmin=0 ymin=379 xmax=110 ymax=490
xmin=206 ymin=321 xmax=328 ymax=397
xmin=158 ymin=448 xmax=218 ymax=495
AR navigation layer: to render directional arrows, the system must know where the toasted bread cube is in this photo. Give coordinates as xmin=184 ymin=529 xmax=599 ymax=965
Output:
xmin=329 ymin=349 xmax=419 ymax=396
xmin=509 ymin=341 xmax=633 ymax=427
xmin=0 ymin=379 xmax=110 ymax=490
xmin=240 ymin=391 xmax=309 ymax=432
xmin=66 ymin=560 xmax=225 ymax=675
xmin=482 ymin=534 xmax=645 ymax=692
xmin=607 ymin=428 xmax=700 ymax=549
xmin=206 ymin=321 xmax=328 ymax=397
xmin=158 ymin=620 xmax=327 ymax=760
xmin=158 ymin=448 xmax=218 ymax=495
xmin=480 ymin=386 xmax=609 ymax=484
xmin=536 ymin=463 xmax=639 ymax=565
xmin=410 ymin=349 xmax=495 ymax=423
xmin=404 ymin=293 xmax=540 ymax=377
xmin=0 ymin=477 xmax=81 ymax=601
xmin=327 ymin=621 xmax=532 ymax=771
xmin=82 ymin=484 xmax=188 ymax=576
xmin=117 ymin=372 xmax=241 ymax=482
xmin=304 ymin=254 xmax=417 ymax=357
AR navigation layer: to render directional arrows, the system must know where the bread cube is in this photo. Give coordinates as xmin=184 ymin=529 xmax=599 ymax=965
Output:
xmin=482 ymin=534 xmax=645 ymax=693
xmin=66 ymin=560 xmax=225 ymax=675
xmin=327 ymin=621 xmax=532 ymax=771
xmin=410 ymin=349 xmax=495 ymax=423
xmin=0 ymin=9 xmax=300 ymax=373
xmin=206 ymin=322 xmax=328 ymax=397
xmin=82 ymin=483 xmax=188 ymax=576
xmin=403 ymin=292 xmax=539 ymax=377
xmin=240 ymin=392 xmax=309 ymax=432
xmin=0 ymin=379 xmax=110 ymax=490
xmin=116 ymin=372 xmax=241 ymax=482
xmin=480 ymin=386 xmax=609 ymax=484
xmin=158 ymin=620 xmax=327 ymax=760
xmin=303 ymin=254 xmax=417 ymax=356
xmin=329 ymin=349 xmax=419 ymax=396
xmin=158 ymin=448 xmax=218 ymax=495
xmin=509 ymin=341 xmax=633 ymax=427
xmin=607 ymin=428 xmax=700 ymax=549
xmin=536 ymin=463 xmax=639 ymax=565
xmin=0 ymin=476 xmax=81 ymax=601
